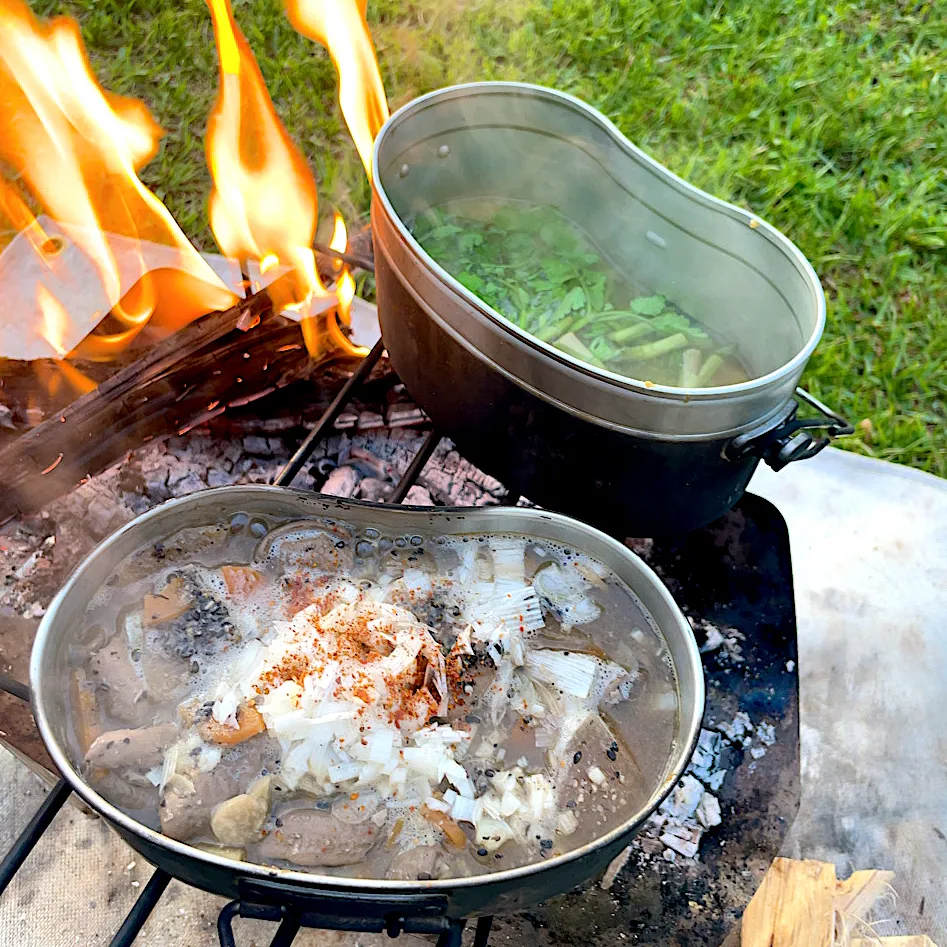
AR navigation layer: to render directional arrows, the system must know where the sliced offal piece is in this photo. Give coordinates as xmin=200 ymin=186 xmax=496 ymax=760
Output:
xmin=87 ymin=633 xmax=149 ymax=725
xmin=257 ymin=808 xmax=379 ymax=867
xmin=387 ymin=844 xmax=440 ymax=880
xmin=90 ymin=770 xmax=159 ymax=813
xmin=160 ymin=736 xmax=277 ymax=842
xmin=210 ymin=776 xmax=271 ymax=846
xmin=85 ymin=724 xmax=178 ymax=770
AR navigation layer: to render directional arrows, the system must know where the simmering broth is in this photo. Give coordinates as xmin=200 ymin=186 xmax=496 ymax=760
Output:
xmin=67 ymin=511 xmax=680 ymax=880
xmin=410 ymin=199 xmax=749 ymax=388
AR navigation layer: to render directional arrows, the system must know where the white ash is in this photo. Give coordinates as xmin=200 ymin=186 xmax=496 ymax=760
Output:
xmin=616 ymin=709 xmax=778 ymax=877
xmin=0 ymin=416 xmax=508 ymax=619
xmin=756 ymin=721 xmax=776 ymax=746
xmin=717 ymin=710 xmax=753 ymax=744
xmin=691 ymin=616 xmax=746 ymax=665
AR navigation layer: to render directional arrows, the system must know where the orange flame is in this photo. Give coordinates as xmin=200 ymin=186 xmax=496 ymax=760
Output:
xmin=37 ymin=284 xmax=96 ymax=394
xmin=330 ymin=211 xmax=355 ymax=325
xmin=38 ymin=284 xmax=69 ymax=359
xmin=205 ymin=0 xmax=364 ymax=358
xmin=0 ymin=0 xmax=235 ymax=361
xmin=205 ymin=0 xmax=323 ymax=311
xmin=285 ymin=0 xmax=389 ymax=175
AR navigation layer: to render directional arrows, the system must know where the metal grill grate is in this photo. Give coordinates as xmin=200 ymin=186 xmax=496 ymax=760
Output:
xmin=0 ymin=335 xmax=494 ymax=947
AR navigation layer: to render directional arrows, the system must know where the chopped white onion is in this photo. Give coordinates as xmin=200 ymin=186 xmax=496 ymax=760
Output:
xmin=556 ymin=809 xmax=579 ymax=836
xmin=476 ymin=816 xmax=514 ymax=852
xmin=327 ymin=760 xmax=360 ymax=783
xmin=588 ymin=766 xmax=607 ymax=786
xmin=525 ymin=650 xmax=600 ymax=699
xmin=532 ymin=563 xmax=601 ymax=626
xmin=451 ymin=794 xmax=480 ymax=824
xmin=489 ymin=538 xmax=526 ymax=592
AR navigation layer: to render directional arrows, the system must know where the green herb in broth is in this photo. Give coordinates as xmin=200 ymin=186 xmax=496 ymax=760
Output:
xmin=410 ymin=201 xmax=749 ymax=388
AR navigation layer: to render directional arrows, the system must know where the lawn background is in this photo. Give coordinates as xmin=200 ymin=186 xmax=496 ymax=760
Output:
xmin=28 ymin=0 xmax=947 ymax=474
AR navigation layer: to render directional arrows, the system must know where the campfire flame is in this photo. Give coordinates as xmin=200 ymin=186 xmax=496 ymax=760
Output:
xmin=37 ymin=285 xmax=96 ymax=394
xmin=205 ymin=0 xmax=364 ymax=358
xmin=286 ymin=0 xmax=389 ymax=175
xmin=0 ymin=0 xmax=235 ymax=362
xmin=330 ymin=212 xmax=356 ymax=323
xmin=0 ymin=0 xmax=383 ymax=380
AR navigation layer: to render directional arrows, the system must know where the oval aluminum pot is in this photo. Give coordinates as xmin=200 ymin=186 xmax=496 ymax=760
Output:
xmin=31 ymin=486 xmax=704 ymax=919
xmin=372 ymin=82 xmax=843 ymax=534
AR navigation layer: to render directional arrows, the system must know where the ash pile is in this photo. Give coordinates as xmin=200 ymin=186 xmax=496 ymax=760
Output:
xmin=0 ymin=382 xmax=508 ymax=621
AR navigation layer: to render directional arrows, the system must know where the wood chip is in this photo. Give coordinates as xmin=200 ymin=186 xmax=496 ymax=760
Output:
xmin=731 ymin=858 xmax=931 ymax=947
xmin=740 ymin=857 xmax=836 ymax=947
xmin=835 ymin=869 xmax=895 ymax=919
xmin=600 ymin=844 xmax=633 ymax=890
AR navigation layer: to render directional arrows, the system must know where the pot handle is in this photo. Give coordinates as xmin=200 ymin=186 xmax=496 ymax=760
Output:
xmin=725 ymin=387 xmax=854 ymax=471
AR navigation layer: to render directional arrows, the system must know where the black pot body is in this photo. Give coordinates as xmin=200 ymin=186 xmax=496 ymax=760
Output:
xmin=111 ymin=817 xmax=639 ymax=919
xmin=375 ymin=248 xmax=760 ymax=536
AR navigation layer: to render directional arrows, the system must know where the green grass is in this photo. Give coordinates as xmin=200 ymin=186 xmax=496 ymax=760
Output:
xmin=26 ymin=0 xmax=947 ymax=474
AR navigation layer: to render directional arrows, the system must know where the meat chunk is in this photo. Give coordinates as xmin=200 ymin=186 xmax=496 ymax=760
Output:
xmin=85 ymin=724 xmax=178 ymax=770
xmin=388 ymin=844 xmax=440 ymax=880
xmin=257 ymin=808 xmax=378 ymax=867
xmin=90 ymin=770 xmax=159 ymax=814
xmin=87 ymin=634 xmax=148 ymax=725
xmin=159 ymin=735 xmax=277 ymax=842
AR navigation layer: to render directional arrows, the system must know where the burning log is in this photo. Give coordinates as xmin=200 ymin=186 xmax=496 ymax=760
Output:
xmin=0 ymin=275 xmax=362 ymax=522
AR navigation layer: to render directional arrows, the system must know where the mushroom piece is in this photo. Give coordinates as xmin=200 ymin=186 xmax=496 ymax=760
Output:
xmin=210 ymin=776 xmax=271 ymax=846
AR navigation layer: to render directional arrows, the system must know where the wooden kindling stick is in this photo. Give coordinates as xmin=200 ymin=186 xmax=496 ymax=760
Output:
xmin=721 ymin=857 xmax=934 ymax=947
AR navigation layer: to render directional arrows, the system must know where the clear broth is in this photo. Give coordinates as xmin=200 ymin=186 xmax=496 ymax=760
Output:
xmin=410 ymin=198 xmax=749 ymax=388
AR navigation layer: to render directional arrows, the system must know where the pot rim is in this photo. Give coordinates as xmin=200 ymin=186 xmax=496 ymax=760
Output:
xmin=372 ymin=80 xmax=826 ymax=404
xmin=31 ymin=485 xmax=704 ymax=899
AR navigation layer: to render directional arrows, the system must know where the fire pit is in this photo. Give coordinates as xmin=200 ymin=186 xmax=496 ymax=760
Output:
xmin=0 ymin=387 xmax=800 ymax=947
xmin=0 ymin=0 xmax=805 ymax=943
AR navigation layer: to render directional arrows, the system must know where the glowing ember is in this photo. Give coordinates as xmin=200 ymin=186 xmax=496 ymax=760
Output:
xmin=0 ymin=0 xmax=235 ymax=361
xmin=285 ymin=0 xmax=389 ymax=175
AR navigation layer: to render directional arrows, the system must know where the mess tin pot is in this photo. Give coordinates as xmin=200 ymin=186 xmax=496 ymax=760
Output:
xmin=31 ymin=486 xmax=704 ymax=920
xmin=371 ymin=82 xmax=851 ymax=535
